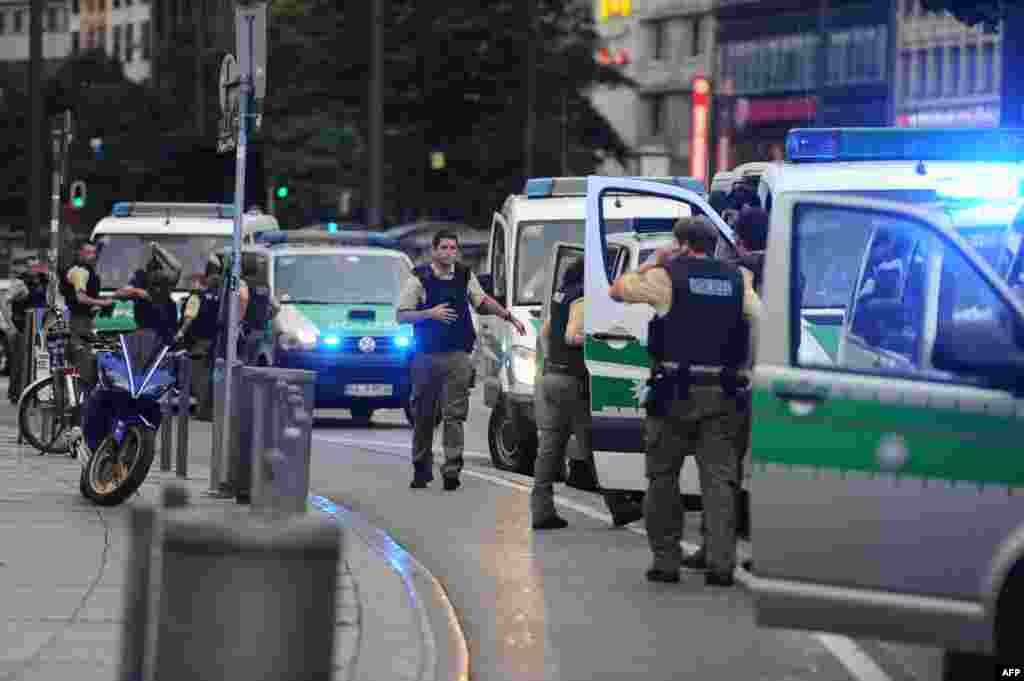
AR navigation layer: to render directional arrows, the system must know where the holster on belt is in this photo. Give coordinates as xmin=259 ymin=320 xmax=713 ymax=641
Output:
xmin=644 ymin=364 xmax=690 ymax=418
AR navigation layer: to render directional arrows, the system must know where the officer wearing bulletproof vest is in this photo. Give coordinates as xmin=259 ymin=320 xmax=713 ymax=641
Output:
xmin=610 ymin=215 xmax=758 ymax=587
xmin=178 ymin=266 xmax=222 ymax=421
xmin=4 ymin=259 xmax=48 ymax=402
xmin=114 ymin=243 xmax=182 ymax=346
xmin=240 ymin=256 xmax=280 ymax=365
xmin=530 ymin=256 xmax=599 ymax=530
xmin=397 ymin=229 xmax=525 ymax=491
xmin=61 ymin=239 xmax=115 ymax=385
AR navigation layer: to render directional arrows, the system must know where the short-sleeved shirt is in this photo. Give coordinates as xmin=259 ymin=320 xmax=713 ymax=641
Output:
xmin=183 ymin=293 xmax=201 ymax=320
xmin=66 ymin=266 xmax=91 ymax=292
xmin=396 ymin=264 xmax=486 ymax=311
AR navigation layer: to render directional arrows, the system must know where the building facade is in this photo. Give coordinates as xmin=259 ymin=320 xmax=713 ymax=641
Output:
xmin=590 ymin=0 xmax=717 ymax=178
xmin=0 ymin=0 xmax=71 ymax=63
xmin=714 ymin=0 xmax=891 ymax=169
xmin=895 ymin=0 xmax=1001 ymax=128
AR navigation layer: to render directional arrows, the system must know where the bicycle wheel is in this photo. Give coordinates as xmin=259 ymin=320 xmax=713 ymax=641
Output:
xmin=18 ymin=374 xmax=87 ymax=454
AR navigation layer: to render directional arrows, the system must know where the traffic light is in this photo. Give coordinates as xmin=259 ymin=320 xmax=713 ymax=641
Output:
xmin=327 ymin=221 xmax=338 ymax=233
xmin=275 ymin=183 xmax=289 ymax=200
xmin=69 ymin=180 xmax=87 ymax=209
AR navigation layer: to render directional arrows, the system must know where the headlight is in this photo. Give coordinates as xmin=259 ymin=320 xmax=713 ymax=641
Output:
xmin=509 ymin=346 xmax=536 ymax=386
xmin=280 ymin=330 xmax=317 ymax=351
xmin=97 ymin=353 xmax=131 ymax=391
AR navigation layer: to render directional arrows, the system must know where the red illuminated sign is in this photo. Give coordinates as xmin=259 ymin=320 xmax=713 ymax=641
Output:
xmin=691 ymin=77 xmax=711 ymax=182
xmin=597 ymin=47 xmax=632 ymax=65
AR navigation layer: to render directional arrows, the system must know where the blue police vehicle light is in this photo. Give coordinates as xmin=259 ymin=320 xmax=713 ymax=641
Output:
xmin=322 ymin=335 xmax=340 ymax=347
xmin=327 ymin=222 xmax=338 ymax=233
xmin=525 ymin=178 xmax=555 ymax=197
xmin=934 ymin=171 xmax=1021 ymax=201
xmin=112 ymin=202 xmax=132 ymax=217
xmin=395 ymin=335 xmax=411 ymax=348
xmin=786 ymin=128 xmax=1024 ymax=163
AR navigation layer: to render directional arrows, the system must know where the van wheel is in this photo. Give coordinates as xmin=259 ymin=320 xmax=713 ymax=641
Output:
xmin=350 ymin=406 xmax=373 ymax=426
xmin=487 ymin=402 xmax=536 ymax=475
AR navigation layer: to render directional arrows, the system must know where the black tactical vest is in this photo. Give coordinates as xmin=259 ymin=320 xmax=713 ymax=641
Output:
xmin=413 ymin=264 xmax=476 ymax=354
xmin=648 ymin=256 xmax=746 ymax=370
xmin=12 ymin=277 xmax=47 ymax=332
xmin=244 ymin=283 xmax=273 ymax=329
xmin=59 ymin=264 xmax=100 ymax=318
xmin=545 ymin=283 xmax=586 ymax=377
xmin=188 ymin=290 xmax=221 ymax=342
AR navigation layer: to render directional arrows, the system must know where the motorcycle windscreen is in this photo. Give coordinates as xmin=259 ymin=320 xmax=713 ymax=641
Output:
xmin=119 ymin=329 xmax=168 ymax=390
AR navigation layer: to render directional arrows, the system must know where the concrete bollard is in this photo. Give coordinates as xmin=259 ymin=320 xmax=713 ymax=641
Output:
xmin=151 ymin=509 xmax=342 ymax=681
xmin=209 ymin=358 xmax=243 ymax=495
xmin=159 ymin=399 xmax=173 ymax=472
xmin=174 ymin=354 xmax=191 ymax=479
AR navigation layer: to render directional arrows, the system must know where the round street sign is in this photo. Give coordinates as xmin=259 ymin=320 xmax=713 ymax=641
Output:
xmin=219 ymin=54 xmax=240 ymax=116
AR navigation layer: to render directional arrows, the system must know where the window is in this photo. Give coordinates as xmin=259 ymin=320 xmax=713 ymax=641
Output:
xmin=650 ymin=19 xmax=668 ymax=61
xmin=113 ymin=24 xmax=121 ymax=59
xmin=900 ymin=51 xmax=911 ymax=100
xmin=966 ymin=44 xmax=977 ymax=93
xmin=14 ymin=10 xmax=23 ymax=33
xmin=647 ymin=94 xmax=664 ymax=137
xmin=949 ymin=46 xmax=961 ymax=95
xmin=125 ymin=22 xmax=134 ymax=61
xmin=904 ymin=0 xmax=915 ymax=17
xmin=0 ymin=12 xmax=6 ymax=35
xmin=97 ymin=28 xmax=106 ymax=51
xmin=72 ymin=0 xmax=79 ymax=14
xmin=47 ymin=7 xmax=57 ymax=31
xmin=982 ymin=42 xmax=995 ymax=93
xmin=916 ymin=49 xmax=928 ymax=97
xmin=71 ymin=30 xmax=80 ymax=53
xmin=141 ymin=21 xmax=150 ymax=59
xmin=690 ymin=16 xmax=701 ymax=57
xmin=274 ymin=253 xmax=411 ymax=305
xmin=113 ymin=0 xmax=119 ymax=8
xmin=491 ymin=226 xmax=507 ymax=299
xmin=933 ymin=47 xmax=944 ymax=96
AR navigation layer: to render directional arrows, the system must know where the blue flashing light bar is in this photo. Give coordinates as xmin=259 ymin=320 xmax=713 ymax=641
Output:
xmin=525 ymin=178 xmax=558 ymax=197
xmin=322 ymin=335 xmax=340 ymax=347
xmin=255 ymin=229 xmax=400 ymax=250
xmin=785 ymin=128 xmax=1024 ymax=164
xmin=524 ymin=176 xmax=707 ymax=198
xmin=395 ymin=335 xmax=411 ymax=348
xmin=111 ymin=202 xmax=236 ymax=218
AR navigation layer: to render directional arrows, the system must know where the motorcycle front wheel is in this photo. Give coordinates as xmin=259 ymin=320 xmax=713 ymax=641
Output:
xmin=79 ymin=426 xmax=155 ymax=506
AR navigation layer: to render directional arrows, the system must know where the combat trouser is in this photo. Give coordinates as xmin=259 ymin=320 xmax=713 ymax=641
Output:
xmin=68 ymin=315 xmax=96 ymax=387
xmin=644 ymin=385 xmax=742 ymax=576
xmin=530 ymin=371 xmax=593 ymax=523
xmin=410 ymin=351 xmax=474 ymax=480
xmin=8 ymin=330 xmax=24 ymax=402
xmin=189 ymin=338 xmax=214 ymax=420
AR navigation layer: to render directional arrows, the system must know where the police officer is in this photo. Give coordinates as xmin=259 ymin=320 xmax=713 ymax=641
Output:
xmin=397 ymin=229 xmax=524 ymax=490
xmin=609 ymin=216 xmax=758 ymax=586
xmin=240 ymin=256 xmax=279 ymax=365
xmin=177 ymin=267 xmax=221 ymax=421
xmin=4 ymin=258 xmax=48 ymax=402
xmin=115 ymin=243 xmax=182 ymax=346
xmin=530 ymin=256 xmax=598 ymax=529
xmin=61 ymin=239 xmax=115 ymax=385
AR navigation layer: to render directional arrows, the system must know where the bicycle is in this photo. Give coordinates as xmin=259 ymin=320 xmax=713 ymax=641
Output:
xmin=18 ymin=304 xmax=117 ymax=455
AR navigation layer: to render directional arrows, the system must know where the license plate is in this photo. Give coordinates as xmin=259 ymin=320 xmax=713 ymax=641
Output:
xmin=344 ymin=384 xmax=393 ymax=397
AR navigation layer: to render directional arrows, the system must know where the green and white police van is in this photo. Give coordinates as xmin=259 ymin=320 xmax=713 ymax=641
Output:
xmin=476 ymin=176 xmax=709 ymax=474
xmin=240 ymin=229 xmax=417 ymax=425
xmin=589 ymin=174 xmax=1024 ymax=675
xmin=89 ymin=202 xmax=278 ymax=336
xmin=756 ymin=127 xmax=1024 ymax=364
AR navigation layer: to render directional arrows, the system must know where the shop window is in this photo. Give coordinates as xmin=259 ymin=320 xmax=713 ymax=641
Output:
xmin=916 ymin=49 xmax=928 ymax=98
xmin=932 ymin=47 xmax=944 ymax=97
xmin=982 ymin=43 xmax=995 ymax=93
xmin=900 ymin=51 xmax=911 ymax=101
xmin=966 ymin=44 xmax=977 ymax=93
xmin=949 ymin=46 xmax=960 ymax=95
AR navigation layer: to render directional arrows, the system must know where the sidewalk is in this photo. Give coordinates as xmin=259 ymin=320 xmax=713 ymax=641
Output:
xmin=0 ymin=422 xmax=437 ymax=681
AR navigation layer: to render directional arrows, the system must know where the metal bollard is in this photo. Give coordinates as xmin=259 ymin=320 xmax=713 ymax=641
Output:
xmin=174 ymin=354 xmax=191 ymax=479
xmin=159 ymin=398 xmax=173 ymax=472
xmin=209 ymin=358 xmax=242 ymax=495
xmin=151 ymin=509 xmax=342 ymax=681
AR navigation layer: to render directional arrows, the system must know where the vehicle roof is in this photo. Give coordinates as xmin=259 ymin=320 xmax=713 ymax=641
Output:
xmin=244 ymin=243 xmax=414 ymax=262
xmin=759 ymin=160 xmax=1022 ymax=195
xmin=503 ymin=194 xmax=691 ymax=222
xmin=91 ymin=214 xmax=279 ymax=235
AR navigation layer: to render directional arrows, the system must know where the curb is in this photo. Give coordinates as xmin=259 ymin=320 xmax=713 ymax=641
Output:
xmin=309 ymin=495 xmax=470 ymax=681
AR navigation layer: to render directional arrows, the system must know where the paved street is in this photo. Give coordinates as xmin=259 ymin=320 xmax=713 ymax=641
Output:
xmin=0 ymin=378 xmax=948 ymax=680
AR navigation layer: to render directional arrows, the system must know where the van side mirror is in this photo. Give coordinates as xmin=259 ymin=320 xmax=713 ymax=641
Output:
xmin=932 ymin=319 xmax=1024 ymax=394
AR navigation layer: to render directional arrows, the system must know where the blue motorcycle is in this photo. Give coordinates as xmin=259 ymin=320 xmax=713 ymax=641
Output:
xmin=72 ymin=329 xmax=183 ymax=506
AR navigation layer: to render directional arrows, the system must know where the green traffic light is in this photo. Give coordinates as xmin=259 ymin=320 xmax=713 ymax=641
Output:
xmin=276 ymin=186 xmax=289 ymax=199
xmin=72 ymin=197 xmax=84 ymax=208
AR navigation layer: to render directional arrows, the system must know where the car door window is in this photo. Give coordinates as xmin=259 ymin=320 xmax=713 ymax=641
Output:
xmin=491 ymin=226 xmax=507 ymax=297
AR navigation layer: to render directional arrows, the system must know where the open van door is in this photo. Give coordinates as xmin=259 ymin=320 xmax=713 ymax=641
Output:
xmin=539 ymin=242 xmax=585 ymax=368
xmin=583 ymin=176 xmax=736 ymax=473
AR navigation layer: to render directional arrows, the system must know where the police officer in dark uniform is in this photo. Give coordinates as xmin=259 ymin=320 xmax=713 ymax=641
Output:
xmin=610 ymin=216 xmax=756 ymax=586
xmin=115 ymin=243 xmax=182 ymax=346
xmin=61 ymin=239 xmax=115 ymax=385
xmin=178 ymin=266 xmax=221 ymax=420
xmin=240 ymin=256 xmax=279 ymax=365
xmin=4 ymin=259 xmax=48 ymax=402
xmin=530 ymin=256 xmax=598 ymax=529
xmin=397 ymin=230 xmax=524 ymax=490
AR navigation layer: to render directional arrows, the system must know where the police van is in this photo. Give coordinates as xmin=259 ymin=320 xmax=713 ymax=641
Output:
xmin=756 ymin=128 xmax=1024 ymax=363
xmin=593 ymin=174 xmax=1024 ymax=676
xmin=238 ymin=229 xmax=417 ymax=424
xmin=89 ymin=202 xmax=278 ymax=336
xmin=476 ymin=176 xmax=709 ymax=474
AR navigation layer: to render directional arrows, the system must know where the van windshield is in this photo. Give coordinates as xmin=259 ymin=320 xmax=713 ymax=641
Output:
xmin=275 ymin=252 xmax=411 ymax=305
xmin=93 ymin=234 xmax=231 ymax=290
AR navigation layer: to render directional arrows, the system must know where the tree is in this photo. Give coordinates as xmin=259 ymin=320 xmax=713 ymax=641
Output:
xmin=920 ymin=0 xmax=1024 ymax=126
xmin=262 ymin=0 xmax=632 ymax=228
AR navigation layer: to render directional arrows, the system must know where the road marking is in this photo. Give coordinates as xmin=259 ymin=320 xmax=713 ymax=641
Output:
xmin=314 ymin=433 xmax=896 ymax=681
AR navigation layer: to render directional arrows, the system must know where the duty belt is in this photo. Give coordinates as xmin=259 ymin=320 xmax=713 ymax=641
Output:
xmin=543 ymin=360 xmax=585 ymax=377
xmin=657 ymin=362 xmax=750 ymax=389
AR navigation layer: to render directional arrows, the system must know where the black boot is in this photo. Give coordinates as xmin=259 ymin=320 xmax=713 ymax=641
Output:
xmin=566 ymin=460 xmax=600 ymax=492
xmin=604 ymin=491 xmax=644 ymax=527
xmin=410 ymin=461 xmax=434 ymax=488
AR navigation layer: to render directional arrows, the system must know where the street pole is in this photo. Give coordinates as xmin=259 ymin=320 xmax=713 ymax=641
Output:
xmin=885 ymin=0 xmax=898 ymax=126
xmin=48 ymin=111 xmax=71 ymax=307
xmin=524 ymin=0 xmax=536 ymax=180
xmin=28 ymin=0 xmax=44 ymax=250
xmin=814 ymin=0 xmax=828 ymax=127
xmin=220 ymin=8 xmax=254 ymax=494
xmin=368 ymin=0 xmax=383 ymax=229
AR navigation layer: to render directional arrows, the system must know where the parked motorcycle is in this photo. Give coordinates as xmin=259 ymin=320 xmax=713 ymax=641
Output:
xmin=71 ymin=329 xmax=183 ymax=506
